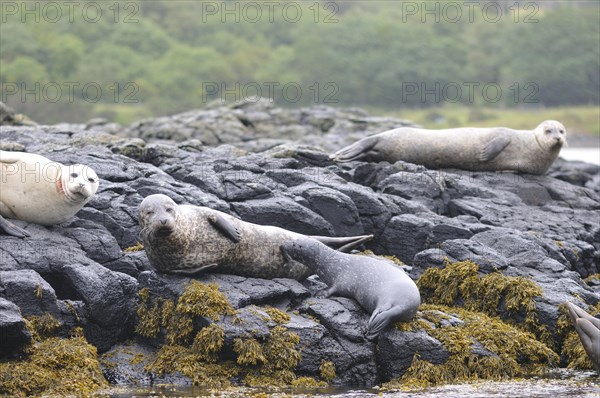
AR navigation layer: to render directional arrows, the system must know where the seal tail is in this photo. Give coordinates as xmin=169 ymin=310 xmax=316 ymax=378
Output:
xmin=311 ymin=234 xmax=373 ymax=253
xmin=330 ymin=136 xmax=378 ymax=162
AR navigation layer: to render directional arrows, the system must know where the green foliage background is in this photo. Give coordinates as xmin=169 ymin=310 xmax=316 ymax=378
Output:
xmin=0 ymin=0 xmax=598 ymax=124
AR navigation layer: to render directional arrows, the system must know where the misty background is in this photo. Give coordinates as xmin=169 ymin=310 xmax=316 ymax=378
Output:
xmin=0 ymin=0 xmax=598 ymax=137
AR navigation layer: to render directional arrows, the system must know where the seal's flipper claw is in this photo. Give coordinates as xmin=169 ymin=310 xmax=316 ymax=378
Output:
xmin=480 ymin=135 xmax=511 ymax=162
xmin=209 ymin=214 xmax=241 ymax=243
xmin=0 ymin=216 xmax=30 ymax=238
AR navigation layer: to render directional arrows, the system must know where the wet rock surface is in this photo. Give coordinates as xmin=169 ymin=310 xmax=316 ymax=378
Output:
xmin=0 ymin=100 xmax=598 ymax=385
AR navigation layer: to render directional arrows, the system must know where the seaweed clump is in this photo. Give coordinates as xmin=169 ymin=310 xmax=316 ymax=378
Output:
xmin=0 ymin=314 xmax=107 ymax=397
xmin=177 ymin=280 xmax=236 ymax=320
xmin=384 ymin=304 xmax=559 ymax=389
xmin=264 ymin=306 xmax=291 ymax=324
xmin=138 ymin=281 xmax=309 ymax=388
xmin=417 ymin=260 xmax=548 ymax=342
xmin=244 ymin=326 xmax=302 ymax=387
xmin=319 ymin=360 xmax=336 ymax=382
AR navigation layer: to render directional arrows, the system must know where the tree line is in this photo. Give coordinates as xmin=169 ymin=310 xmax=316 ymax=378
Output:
xmin=1 ymin=1 xmax=598 ymax=123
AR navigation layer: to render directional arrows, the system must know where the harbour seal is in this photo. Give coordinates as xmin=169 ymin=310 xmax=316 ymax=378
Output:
xmin=138 ymin=194 xmax=372 ymax=280
xmin=281 ymin=237 xmax=420 ymax=340
xmin=566 ymin=302 xmax=600 ymax=371
xmin=0 ymin=151 xmax=99 ymax=238
xmin=331 ymin=120 xmax=566 ymax=175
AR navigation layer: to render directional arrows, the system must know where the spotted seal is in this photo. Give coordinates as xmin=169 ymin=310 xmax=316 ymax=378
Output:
xmin=281 ymin=237 xmax=420 ymax=340
xmin=331 ymin=121 xmax=566 ymax=175
xmin=138 ymin=194 xmax=373 ymax=280
xmin=0 ymin=150 xmax=99 ymax=238
xmin=566 ymin=302 xmax=600 ymax=371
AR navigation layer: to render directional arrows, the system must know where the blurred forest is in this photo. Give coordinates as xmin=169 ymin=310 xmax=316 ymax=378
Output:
xmin=0 ymin=0 xmax=598 ymax=125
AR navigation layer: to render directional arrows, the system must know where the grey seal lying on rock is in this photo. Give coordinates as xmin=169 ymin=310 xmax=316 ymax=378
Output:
xmin=138 ymin=194 xmax=372 ymax=280
xmin=331 ymin=120 xmax=566 ymax=175
xmin=281 ymin=237 xmax=420 ymax=340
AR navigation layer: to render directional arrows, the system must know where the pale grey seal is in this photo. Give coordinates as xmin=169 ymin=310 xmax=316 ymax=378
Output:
xmin=566 ymin=302 xmax=600 ymax=372
xmin=331 ymin=120 xmax=566 ymax=175
xmin=138 ymin=194 xmax=372 ymax=280
xmin=281 ymin=237 xmax=420 ymax=340
xmin=0 ymin=151 xmax=99 ymax=238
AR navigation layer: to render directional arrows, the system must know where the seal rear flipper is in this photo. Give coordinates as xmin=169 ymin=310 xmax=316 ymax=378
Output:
xmin=365 ymin=306 xmax=395 ymax=341
xmin=479 ymin=135 xmax=511 ymax=162
xmin=330 ymin=136 xmax=379 ymax=162
xmin=312 ymin=234 xmax=373 ymax=253
xmin=0 ymin=215 xmax=30 ymax=238
xmin=208 ymin=214 xmax=241 ymax=243
xmin=167 ymin=264 xmax=218 ymax=275
xmin=575 ymin=318 xmax=600 ymax=370
xmin=567 ymin=302 xmax=600 ymax=329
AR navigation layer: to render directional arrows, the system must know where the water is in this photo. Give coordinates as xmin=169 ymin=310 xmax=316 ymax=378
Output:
xmin=99 ymin=371 xmax=599 ymax=397
xmin=560 ymin=148 xmax=600 ymax=165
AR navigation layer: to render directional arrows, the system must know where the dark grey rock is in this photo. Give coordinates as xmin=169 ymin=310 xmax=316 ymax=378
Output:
xmin=377 ymin=328 xmax=450 ymax=381
xmin=0 ymin=298 xmax=31 ymax=357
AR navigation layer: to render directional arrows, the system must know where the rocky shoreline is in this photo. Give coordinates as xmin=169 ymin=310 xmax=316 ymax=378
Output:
xmin=0 ymin=100 xmax=598 ymax=395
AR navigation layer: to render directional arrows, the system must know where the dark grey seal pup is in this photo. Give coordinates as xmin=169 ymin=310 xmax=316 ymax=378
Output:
xmin=281 ymin=237 xmax=420 ymax=340
xmin=566 ymin=302 xmax=600 ymax=372
xmin=138 ymin=194 xmax=372 ymax=280
xmin=331 ymin=120 xmax=566 ymax=175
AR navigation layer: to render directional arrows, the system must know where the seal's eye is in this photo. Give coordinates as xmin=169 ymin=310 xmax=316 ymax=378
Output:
xmin=559 ymin=129 xmax=565 ymax=134
xmin=166 ymin=208 xmax=174 ymax=213
xmin=88 ymin=178 xmax=95 ymax=183
xmin=545 ymin=129 xmax=552 ymax=134
xmin=146 ymin=211 xmax=155 ymax=216
xmin=71 ymin=172 xmax=79 ymax=178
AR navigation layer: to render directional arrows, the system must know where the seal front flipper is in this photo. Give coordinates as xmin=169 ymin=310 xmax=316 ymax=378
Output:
xmin=208 ymin=214 xmax=241 ymax=243
xmin=365 ymin=305 xmax=397 ymax=341
xmin=479 ymin=135 xmax=511 ymax=162
xmin=0 ymin=214 xmax=30 ymax=238
xmin=167 ymin=264 xmax=218 ymax=275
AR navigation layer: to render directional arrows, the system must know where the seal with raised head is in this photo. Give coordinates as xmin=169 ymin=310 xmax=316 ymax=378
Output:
xmin=281 ymin=237 xmax=421 ymax=340
xmin=566 ymin=302 xmax=600 ymax=372
xmin=0 ymin=151 xmax=99 ymax=238
xmin=138 ymin=194 xmax=373 ymax=280
xmin=331 ymin=120 xmax=566 ymax=175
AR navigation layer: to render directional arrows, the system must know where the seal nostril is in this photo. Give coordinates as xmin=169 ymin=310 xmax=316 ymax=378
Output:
xmin=160 ymin=219 xmax=167 ymax=225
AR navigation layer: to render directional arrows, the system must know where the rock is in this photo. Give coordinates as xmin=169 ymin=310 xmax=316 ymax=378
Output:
xmin=1 ymin=102 xmax=599 ymax=389
xmin=379 ymin=214 xmax=434 ymax=263
xmin=377 ymin=328 xmax=450 ymax=381
xmin=0 ymin=298 xmax=31 ymax=357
